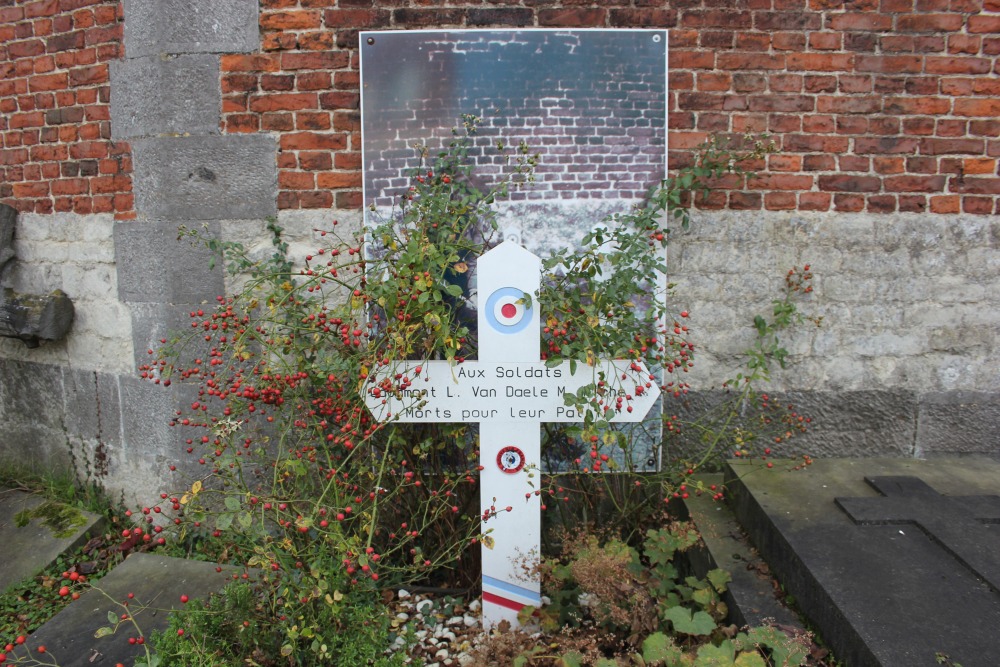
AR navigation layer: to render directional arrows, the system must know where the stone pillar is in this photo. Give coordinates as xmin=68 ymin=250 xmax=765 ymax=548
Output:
xmin=107 ymin=0 xmax=276 ymax=495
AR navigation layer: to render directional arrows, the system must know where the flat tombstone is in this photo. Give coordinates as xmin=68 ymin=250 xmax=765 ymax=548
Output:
xmin=365 ymin=241 xmax=660 ymax=627
xmin=0 ymin=489 xmax=103 ymax=593
xmin=836 ymin=476 xmax=1000 ymax=595
xmin=726 ymin=458 xmax=1000 ymax=667
xmin=13 ymin=554 xmax=244 ymax=667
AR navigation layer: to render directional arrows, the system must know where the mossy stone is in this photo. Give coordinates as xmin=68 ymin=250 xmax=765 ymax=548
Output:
xmin=14 ymin=500 xmax=89 ymax=539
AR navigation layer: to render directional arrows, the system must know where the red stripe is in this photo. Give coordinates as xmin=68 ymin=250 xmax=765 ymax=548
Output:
xmin=482 ymin=591 xmax=526 ymax=612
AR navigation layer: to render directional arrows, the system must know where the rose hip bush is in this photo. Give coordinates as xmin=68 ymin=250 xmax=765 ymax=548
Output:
xmin=23 ymin=123 xmax=816 ymax=666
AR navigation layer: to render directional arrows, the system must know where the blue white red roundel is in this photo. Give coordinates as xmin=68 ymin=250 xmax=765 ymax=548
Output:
xmin=497 ymin=446 xmax=526 ymax=474
xmin=484 ymin=287 xmax=532 ymax=334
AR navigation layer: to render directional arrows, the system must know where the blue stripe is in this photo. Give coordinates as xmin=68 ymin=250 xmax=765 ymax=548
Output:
xmin=482 ymin=575 xmax=541 ymax=603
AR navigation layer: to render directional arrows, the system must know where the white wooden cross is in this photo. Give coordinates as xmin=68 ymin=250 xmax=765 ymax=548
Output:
xmin=364 ymin=241 xmax=660 ymax=627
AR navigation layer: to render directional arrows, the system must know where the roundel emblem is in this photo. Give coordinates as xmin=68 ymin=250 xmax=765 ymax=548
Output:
xmin=497 ymin=446 xmax=526 ymax=474
xmin=484 ymin=287 xmax=532 ymax=334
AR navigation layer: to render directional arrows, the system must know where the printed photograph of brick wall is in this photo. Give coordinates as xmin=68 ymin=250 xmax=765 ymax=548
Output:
xmin=361 ymin=30 xmax=667 ymax=253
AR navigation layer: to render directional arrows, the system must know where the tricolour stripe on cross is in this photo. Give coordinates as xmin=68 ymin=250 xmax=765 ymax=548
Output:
xmin=482 ymin=574 xmax=541 ymax=611
xmin=483 ymin=591 xmax=526 ymax=612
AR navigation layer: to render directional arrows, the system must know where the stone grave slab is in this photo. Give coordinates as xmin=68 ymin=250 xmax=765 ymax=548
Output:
xmin=0 ymin=488 xmax=104 ymax=593
xmin=683 ymin=474 xmax=803 ymax=632
xmin=14 ymin=553 xmax=242 ymax=667
xmin=725 ymin=458 xmax=1000 ymax=667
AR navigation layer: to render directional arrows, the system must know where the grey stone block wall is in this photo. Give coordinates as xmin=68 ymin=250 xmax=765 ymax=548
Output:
xmin=121 ymin=0 xmax=259 ymax=58
xmin=0 ymin=359 xmax=207 ymax=503
xmin=127 ymin=301 xmax=221 ymax=374
xmin=130 ymin=136 xmax=278 ymax=221
xmin=63 ymin=368 xmax=122 ymax=454
xmin=0 ymin=212 xmax=131 ymax=373
xmin=668 ymin=211 xmax=1000 ymax=395
xmin=667 ymin=389 xmax=999 ymax=464
xmin=82 ymin=0 xmax=272 ymax=499
xmin=915 ymin=392 xmax=1000 ymax=458
xmin=115 ymin=0 xmax=274 ymax=383
xmin=114 ymin=221 xmax=225 ymax=304
xmin=110 ymin=55 xmax=221 ymax=140
xmin=665 ymin=210 xmax=1000 ymax=459
xmin=0 ymin=361 xmax=113 ymax=483
xmin=0 ymin=205 xmax=16 ymax=273
xmin=116 ymin=376 xmax=204 ymax=495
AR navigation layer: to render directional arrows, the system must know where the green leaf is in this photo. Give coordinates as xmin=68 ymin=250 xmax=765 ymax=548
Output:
xmin=738 ymin=626 xmax=808 ymax=667
xmin=216 ymin=512 xmax=234 ymax=531
xmin=557 ymin=652 xmax=584 ymax=667
xmin=516 ymin=605 xmax=537 ymax=626
xmin=107 ymin=611 xmax=118 ymax=625
xmin=694 ymin=642 xmax=735 ymax=666
xmin=445 ymin=283 xmax=463 ymax=297
xmin=733 ymin=653 xmax=767 ymax=667
xmin=662 ymin=605 xmax=717 ymax=637
xmin=692 ymin=587 xmax=715 ymax=608
xmin=642 ymin=632 xmax=682 ymax=665
xmin=224 ymin=496 xmax=240 ymax=511
xmin=707 ymin=569 xmax=731 ymax=593
xmin=94 ymin=626 xmax=114 ymax=638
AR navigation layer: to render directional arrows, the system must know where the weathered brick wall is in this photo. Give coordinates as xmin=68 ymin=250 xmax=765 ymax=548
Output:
xmin=0 ymin=0 xmax=132 ymax=217
xmin=668 ymin=0 xmax=999 ymax=216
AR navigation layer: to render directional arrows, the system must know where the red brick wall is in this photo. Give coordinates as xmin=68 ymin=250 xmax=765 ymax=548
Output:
xmin=668 ymin=0 xmax=999 ymax=215
xmin=0 ymin=0 xmax=131 ymax=217
xmin=2 ymin=1 xmax=998 ymax=217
